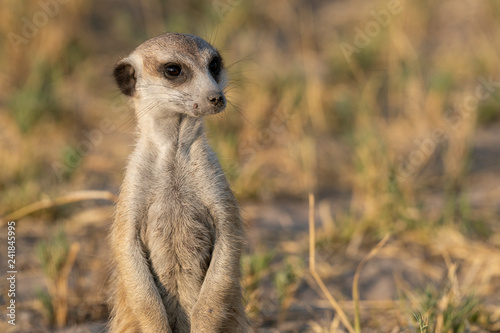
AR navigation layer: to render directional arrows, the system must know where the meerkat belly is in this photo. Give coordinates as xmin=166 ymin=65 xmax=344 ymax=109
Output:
xmin=144 ymin=185 xmax=215 ymax=328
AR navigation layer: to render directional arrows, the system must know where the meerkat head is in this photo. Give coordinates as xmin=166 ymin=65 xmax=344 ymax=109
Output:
xmin=113 ymin=33 xmax=228 ymax=118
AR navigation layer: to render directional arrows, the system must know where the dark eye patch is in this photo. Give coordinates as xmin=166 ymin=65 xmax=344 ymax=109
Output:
xmin=209 ymin=56 xmax=222 ymax=77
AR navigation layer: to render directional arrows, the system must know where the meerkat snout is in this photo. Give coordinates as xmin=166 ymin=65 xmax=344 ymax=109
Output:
xmin=113 ymin=33 xmax=228 ymax=118
xmin=207 ymin=90 xmax=226 ymax=108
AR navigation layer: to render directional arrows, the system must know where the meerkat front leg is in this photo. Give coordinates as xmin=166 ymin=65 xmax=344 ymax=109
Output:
xmin=190 ymin=205 xmax=247 ymax=332
xmin=191 ymin=242 xmax=244 ymax=332
xmin=111 ymin=210 xmax=172 ymax=333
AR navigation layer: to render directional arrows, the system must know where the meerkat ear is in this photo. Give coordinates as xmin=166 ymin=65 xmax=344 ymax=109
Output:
xmin=114 ymin=58 xmax=137 ymax=97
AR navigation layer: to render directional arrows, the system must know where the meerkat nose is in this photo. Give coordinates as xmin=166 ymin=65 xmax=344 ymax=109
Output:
xmin=207 ymin=92 xmax=225 ymax=107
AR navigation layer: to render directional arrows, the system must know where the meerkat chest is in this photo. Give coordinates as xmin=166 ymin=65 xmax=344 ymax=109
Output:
xmin=142 ymin=157 xmax=216 ymax=280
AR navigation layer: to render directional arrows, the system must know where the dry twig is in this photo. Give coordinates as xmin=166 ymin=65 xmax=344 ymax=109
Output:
xmin=309 ymin=193 xmax=355 ymax=333
xmin=352 ymin=233 xmax=390 ymax=332
xmin=2 ymin=190 xmax=117 ymax=223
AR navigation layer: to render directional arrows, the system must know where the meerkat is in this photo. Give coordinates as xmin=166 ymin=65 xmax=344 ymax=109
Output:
xmin=108 ymin=33 xmax=248 ymax=333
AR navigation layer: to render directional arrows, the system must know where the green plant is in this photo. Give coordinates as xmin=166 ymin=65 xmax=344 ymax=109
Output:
xmin=36 ymin=230 xmax=79 ymax=328
xmin=35 ymin=288 xmax=54 ymax=326
xmin=36 ymin=230 xmax=69 ymax=281
xmin=418 ymin=285 xmax=479 ymax=333
xmin=8 ymin=60 xmax=63 ymax=133
xmin=274 ymin=256 xmax=304 ymax=303
xmin=242 ymin=250 xmax=275 ymax=320
xmin=411 ymin=310 xmax=428 ymax=333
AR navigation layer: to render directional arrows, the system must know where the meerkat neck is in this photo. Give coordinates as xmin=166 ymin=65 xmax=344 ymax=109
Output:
xmin=137 ymin=112 xmax=205 ymax=154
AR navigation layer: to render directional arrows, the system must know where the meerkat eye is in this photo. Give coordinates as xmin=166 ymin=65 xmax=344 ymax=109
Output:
xmin=209 ymin=57 xmax=221 ymax=76
xmin=164 ymin=64 xmax=182 ymax=78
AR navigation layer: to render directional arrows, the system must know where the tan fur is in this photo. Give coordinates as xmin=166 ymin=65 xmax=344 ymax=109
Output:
xmin=108 ymin=33 xmax=248 ymax=333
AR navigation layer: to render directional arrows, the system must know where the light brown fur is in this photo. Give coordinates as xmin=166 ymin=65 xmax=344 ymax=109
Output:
xmin=108 ymin=33 xmax=248 ymax=333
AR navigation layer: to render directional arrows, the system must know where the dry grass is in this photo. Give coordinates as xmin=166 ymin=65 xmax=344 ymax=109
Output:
xmin=1 ymin=0 xmax=500 ymax=331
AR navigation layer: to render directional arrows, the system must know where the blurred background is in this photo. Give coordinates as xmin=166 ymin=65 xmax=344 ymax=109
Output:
xmin=1 ymin=0 xmax=500 ymax=332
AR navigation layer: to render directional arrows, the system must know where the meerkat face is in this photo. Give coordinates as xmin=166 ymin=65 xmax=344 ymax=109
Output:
xmin=113 ymin=33 xmax=228 ymax=118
